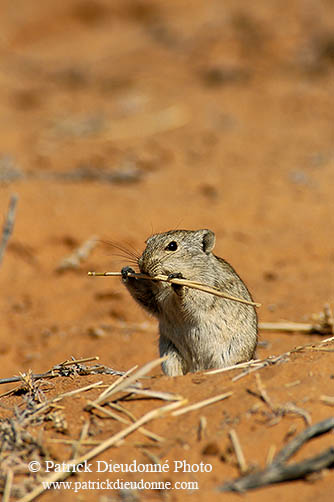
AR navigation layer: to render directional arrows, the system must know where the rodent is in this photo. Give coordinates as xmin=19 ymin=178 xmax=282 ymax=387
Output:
xmin=121 ymin=229 xmax=258 ymax=376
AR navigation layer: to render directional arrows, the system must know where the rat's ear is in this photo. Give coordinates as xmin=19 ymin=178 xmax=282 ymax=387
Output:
xmin=201 ymin=229 xmax=216 ymax=253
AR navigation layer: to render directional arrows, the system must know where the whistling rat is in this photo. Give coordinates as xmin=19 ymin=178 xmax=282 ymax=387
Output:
xmin=121 ymin=229 xmax=257 ymax=376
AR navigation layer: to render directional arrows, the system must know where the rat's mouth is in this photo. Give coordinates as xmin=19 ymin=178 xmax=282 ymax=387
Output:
xmin=138 ymin=257 xmax=164 ymax=277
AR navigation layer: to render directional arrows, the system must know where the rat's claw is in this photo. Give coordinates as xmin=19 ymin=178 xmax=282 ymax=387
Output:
xmin=167 ymin=272 xmax=184 ymax=281
xmin=167 ymin=272 xmax=185 ymax=295
xmin=121 ymin=266 xmax=135 ymax=280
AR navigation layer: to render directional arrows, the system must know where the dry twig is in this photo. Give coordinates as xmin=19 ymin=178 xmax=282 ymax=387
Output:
xmin=0 ymin=356 xmax=125 ymax=398
xmin=259 ymin=304 xmax=334 ymax=336
xmin=72 ymin=421 xmax=90 ymax=459
xmin=228 ymin=429 xmax=248 ymax=474
xmin=266 ymin=445 xmax=276 ymax=466
xmin=220 ymin=417 xmax=334 ymax=492
xmin=0 ymin=194 xmax=18 ymax=267
xmin=10 ymin=381 xmax=103 ymax=429
xmin=56 ymin=235 xmax=98 ymax=272
xmin=247 ymin=374 xmax=311 ymax=426
xmin=207 ymin=334 xmax=334 ymax=382
xmin=172 ymin=391 xmax=233 ymax=416
xmin=232 ymin=354 xmax=289 ymax=381
xmin=197 ymin=416 xmax=207 ymax=441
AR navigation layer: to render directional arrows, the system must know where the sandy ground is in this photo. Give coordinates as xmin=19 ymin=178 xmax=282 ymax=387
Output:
xmin=0 ymin=1 xmax=334 ymax=501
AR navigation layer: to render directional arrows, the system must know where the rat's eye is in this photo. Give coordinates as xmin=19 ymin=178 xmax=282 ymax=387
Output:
xmin=165 ymin=241 xmax=178 ymax=251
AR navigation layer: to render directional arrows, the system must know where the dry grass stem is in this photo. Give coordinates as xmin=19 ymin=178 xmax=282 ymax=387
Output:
xmin=88 ymin=400 xmax=138 ymax=425
xmin=120 ymin=387 xmax=184 ymax=401
xmin=78 ymin=399 xmax=184 ymax=456
xmin=87 ymin=357 xmax=167 ymax=409
xmin=9 ymin=380 xmax=101 ymax=426
xmin=206 ymin=320 xmax=334 ymax=381
xmin=105 ymin=320 xmax=156 ymax=333
xmin=3 ymin=469 xmax=13 ymax=502
xmin=59 ymin=356 xmax=100 ymax=367
xmin=259 ymin=322 xmax=318 ymax=332
xmin=47 ymin=438 xmax=102 ymax=446
xmin=16 ymin=400 xmax=185 ymax=502
xmin=107 ymin=402 xmax=137 ymax=421
xmin=0 ymin=385 xmax=24 ymax=399
xmin=266 ymin=445 xmax=276 ymax=465
xmin=255 ymin=374 xmax=274 ymax=409
xmin=259 ymin=304 xmax=334 ymax=335
xmin=282 ymin=404 xmax=311 ymax=426
xmin=57 ymin=235 xmax=98 ymax=272
xmin=102 ymin=105 xmax=189 ymax=141
xmin=95 ymin=365 xmax=138 ymax=401
xmin=17 ymin=469 xmax=73 ymax=502
xmin=229 ymin=334 xmax=334 ymax=382
xmin=172 ymin=392 xmax=233 ymax=417
xmin=291 ymin=335 xmax=334 ymax=354
xmin=13 ymin=381 xmax=103 ymax=428
xmin=88 ymin=271 xmax=261 ymax=308
xmin=205 ymin=359 xmax=262 ymax=375
xmin=141 ymin=449 xmax=162 ymax=465
xmin=0 ymin=371 xmax=103 ymax=399
xmin=320 ymin=395 xmax=334 ymax=406
xmin=285 ymin=380 xmax=301 ymax=388
xmin=72 ymin=421 xmax=90 ymax=459
xmin=247 ymin=375 xmax=312 ymax=426
xmin=86 ymin=401 xmax=165 ymax=442
xmin=52 ymin=381 xmax=103 ymax=403
xmin=197 ymin=416 xmax=207 ymax=441
xmin=88 ymin=365 xmax=138 ymax=407
xmin=229 ymin=429 xmax=248 ymax=474
xmin=4 ymin=308 xmax=333 ymax=500
xmin=232 ymin=359 xmax=285 ymax=382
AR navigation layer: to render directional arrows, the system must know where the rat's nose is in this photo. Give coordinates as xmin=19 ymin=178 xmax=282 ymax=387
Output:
xmin=138 ymin=255 xmax=160 ymax=276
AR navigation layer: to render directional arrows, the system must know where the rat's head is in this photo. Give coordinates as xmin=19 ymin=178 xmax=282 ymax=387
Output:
xmin=138 ymin=229 xmax=216 ymax=277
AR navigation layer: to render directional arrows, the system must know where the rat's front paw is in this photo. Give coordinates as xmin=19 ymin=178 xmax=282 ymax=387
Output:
xmin=121 ymin=266 xmax=135 ymax=281
xmin=167 ymin=272 xmax=185 ymax=294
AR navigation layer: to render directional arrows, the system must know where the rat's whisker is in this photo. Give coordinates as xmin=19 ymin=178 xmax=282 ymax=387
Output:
xmin=101 ymin=240 xmax=140 ymax=261
xmin=125 ymin=241 xmax=142 ymax=258
xmin=114 ymin=256 xmax=139 ymax=266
